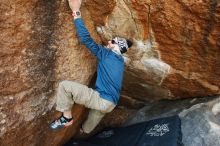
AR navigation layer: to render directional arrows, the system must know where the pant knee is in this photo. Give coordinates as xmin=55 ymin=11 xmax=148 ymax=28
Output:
xmin=56 ymin=80 xmax=73 ymax=103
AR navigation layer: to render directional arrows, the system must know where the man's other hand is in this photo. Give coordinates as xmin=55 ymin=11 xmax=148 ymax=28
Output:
xmin=68 ymin=0 xmax=82 ymax=12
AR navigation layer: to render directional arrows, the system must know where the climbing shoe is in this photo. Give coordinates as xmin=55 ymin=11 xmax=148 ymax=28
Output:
xmin=50 ymin=115 xmax=74 ymax=130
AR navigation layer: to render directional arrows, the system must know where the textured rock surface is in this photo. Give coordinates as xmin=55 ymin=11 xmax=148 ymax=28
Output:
xmin=151 ymin=0 xmax=220 ymax=98
xmin=0 ymin=0 xmax=220 ymax=145
xmin=0 ymin=0 xmax=98 ymax=146
xmin=93 ymin=0 xmax=220 ymax=101
xmin=125 ymin=96 xmax=220 ymax=146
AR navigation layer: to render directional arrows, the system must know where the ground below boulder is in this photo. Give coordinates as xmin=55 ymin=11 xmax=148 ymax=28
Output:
xmin=125 ymin=96 xmax=220 ymax=146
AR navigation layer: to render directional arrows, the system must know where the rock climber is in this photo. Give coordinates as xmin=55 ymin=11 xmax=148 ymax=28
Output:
xmin=50 ymin=0 xmax=133 ymax=134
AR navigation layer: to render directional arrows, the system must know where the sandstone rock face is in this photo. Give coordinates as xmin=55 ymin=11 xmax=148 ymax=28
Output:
xmin=0 ymin=0 xmax=219 ymax=145
xmin=151 ymin=0 xmax=220 ymax=98
xmin=0 ymin=0 xmax=98 ymax=145
xmin=95 ymin=0 xmax=220 ymax=100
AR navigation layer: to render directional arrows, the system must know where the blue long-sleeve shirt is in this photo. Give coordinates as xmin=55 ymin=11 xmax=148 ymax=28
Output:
xmin=73 ymin=18 xmax=124 ymax=105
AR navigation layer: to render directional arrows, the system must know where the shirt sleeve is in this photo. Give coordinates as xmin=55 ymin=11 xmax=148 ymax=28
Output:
xmin=73 ymin=18 xmax=108 ymax=60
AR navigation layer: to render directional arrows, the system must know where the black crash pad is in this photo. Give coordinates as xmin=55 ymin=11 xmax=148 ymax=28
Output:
xmin=64 ymin=115 xmax=183 ymax=146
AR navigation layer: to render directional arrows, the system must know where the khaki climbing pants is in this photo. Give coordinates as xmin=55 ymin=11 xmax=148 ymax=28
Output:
xmin=55 ymin=80 xmax=116 ymax=133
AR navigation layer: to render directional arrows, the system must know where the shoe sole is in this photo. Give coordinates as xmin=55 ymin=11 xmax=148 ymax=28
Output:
xmin=64 ymin=120 xmax=74 ymax=127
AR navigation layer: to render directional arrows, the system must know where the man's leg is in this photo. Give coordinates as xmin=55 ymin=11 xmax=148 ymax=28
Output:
xmin=50 ymin=80 xmax=75 ymax=130
xmin=51 ymin=80 xmax=115 ymax=132
xmin=55 ymin=81 xmax=74 ymax=114
xmin=81 ymin=97 xmax=116 ymax=134
xmin=55 ymin=80 xmax=94 ymax=114
xmin=59 ymin=80 xmax=116 ymax=133
xmin=82 ymin=109 xmax=106 ymax=133
xmin=50 ymin=80 xmax=100 ymax=130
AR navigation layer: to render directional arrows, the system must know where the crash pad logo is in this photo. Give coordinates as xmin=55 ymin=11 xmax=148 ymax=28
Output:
xmin=97 ymin=130 xmax=114 ymax=138
xmin=146 ymin=124 xmax=169 ymax=136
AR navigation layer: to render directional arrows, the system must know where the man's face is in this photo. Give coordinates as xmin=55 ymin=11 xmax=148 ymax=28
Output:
xmin=107 ymin=38 xmax=118 ymax=50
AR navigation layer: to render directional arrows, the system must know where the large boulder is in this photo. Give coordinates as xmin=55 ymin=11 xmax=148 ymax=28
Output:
xmin=0 ymin=0 xmax=219 ymax=145
xmin=0 ymin=0 xmax=98 ymax=145
xmin=94 ymin=0 xmax=220 ymax=100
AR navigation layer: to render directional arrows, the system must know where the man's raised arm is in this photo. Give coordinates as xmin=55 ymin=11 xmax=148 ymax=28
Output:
xmin=68 ymin=0 xmax=106 ymax=59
